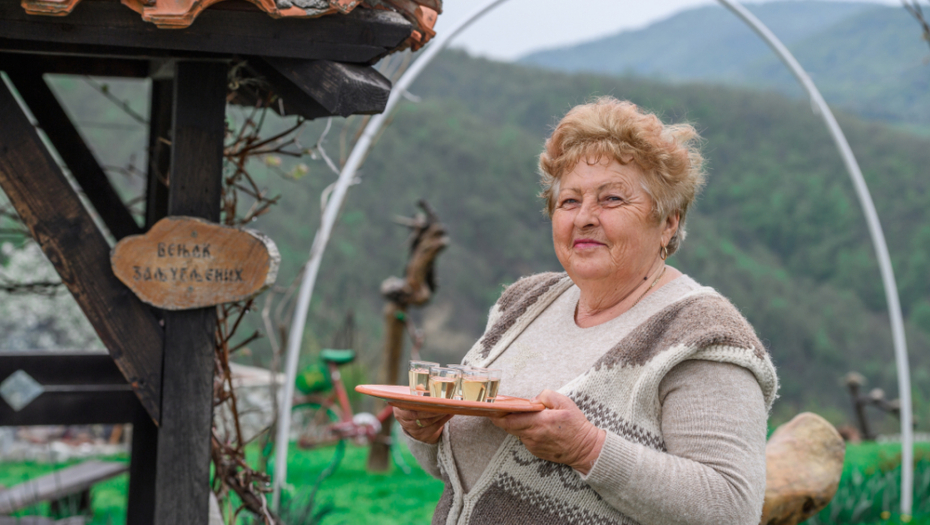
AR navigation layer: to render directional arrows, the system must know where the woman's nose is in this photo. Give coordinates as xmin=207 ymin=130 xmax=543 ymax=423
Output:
xmin=574 ymin=199 xmax=600 ymax=228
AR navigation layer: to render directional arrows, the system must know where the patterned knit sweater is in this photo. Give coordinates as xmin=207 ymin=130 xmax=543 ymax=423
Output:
xmin=429 ymin=272 xmax=779 ymax=525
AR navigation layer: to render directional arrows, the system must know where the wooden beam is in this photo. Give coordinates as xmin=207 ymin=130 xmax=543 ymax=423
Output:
xmin=0 ymin=389 xmax=138 ymax=426
xmin=127 ymin=403 xmax=158 ymax=525
xmin=0 ymin=80 xmax=163 ymax=423
xmin=0 ymin=352 xmax=137 ymax=425
xmin=154 ymin=60 xmax=225 ymax=525
xmin=0 ymin=51 xmax=149 ymax=77
xmin=0 ymin=1 xmax=412 ymax=63
xmin=4 ymin=63 xmax=144 ymax=240
xmin=145 ymin=78 xmax=172 ymax=230
xmin=254 ymin=58 xmax=392 ymax=118
xmin=0 ymin=351 xmax=126 ymax=384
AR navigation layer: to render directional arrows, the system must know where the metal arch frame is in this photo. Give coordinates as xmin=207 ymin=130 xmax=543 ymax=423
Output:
xmin=274 ymin=0 xmax=915 ymax=514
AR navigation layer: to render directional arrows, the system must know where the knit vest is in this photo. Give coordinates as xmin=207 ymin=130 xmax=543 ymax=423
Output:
xmin=431 ymin=272 xmax=779 ymax=525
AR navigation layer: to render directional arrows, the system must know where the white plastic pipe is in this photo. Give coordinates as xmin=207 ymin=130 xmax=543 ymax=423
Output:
xmin=271 ymin=0 xmax=511 ymax=509
xmin=717 ymin=0 xmax=914 ymax=514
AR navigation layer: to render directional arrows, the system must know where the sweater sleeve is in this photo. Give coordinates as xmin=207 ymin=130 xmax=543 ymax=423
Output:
xmin=403 ymin=431 xmax=443 ymax=479
xmin=580 ymin=360 xmax=768 ymax=525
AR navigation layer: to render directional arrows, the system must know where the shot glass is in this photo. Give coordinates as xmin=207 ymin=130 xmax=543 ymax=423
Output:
xmin=428 ymin=366 xmax=462 ymax=400
xmin=460 ymin=368 xmax=490 ymax=402
xmin=476 ymin=368 xmax=502 ymax=403
xmin=446 ymin=364 xmax=471 ymax=399
xmin=408 ymin=360 xmax=438 ymax=396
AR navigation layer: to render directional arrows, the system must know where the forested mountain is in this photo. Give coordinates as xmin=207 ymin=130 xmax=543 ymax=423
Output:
xmin=25 ymin=49 xmax=930 ymax=428
xmin=521 ymin=1 xmax=930 ymax=129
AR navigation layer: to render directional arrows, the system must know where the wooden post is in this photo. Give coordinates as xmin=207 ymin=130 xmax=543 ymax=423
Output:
xmin=128 ymin=71 xmax=174 ymax=525
xmin=127 ymin=403 xmax=158 ymax=525
xmin=145 ymin=77 xmax=172 ymax=231
xmin=154 ymin=60 xmax=226 ymax=525
xmin=367 ymin=201 xmax=447 ymax=471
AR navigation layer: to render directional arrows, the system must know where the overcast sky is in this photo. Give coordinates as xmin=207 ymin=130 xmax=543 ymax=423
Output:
xmin=434 ymin=0 xmax=902 ymax=61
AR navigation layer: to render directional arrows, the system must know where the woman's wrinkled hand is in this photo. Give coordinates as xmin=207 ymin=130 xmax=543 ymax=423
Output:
xmin=394 ymin=407 xmax=453 ymax=444
xmin=490 ymin=389 xmax=605 ymax=475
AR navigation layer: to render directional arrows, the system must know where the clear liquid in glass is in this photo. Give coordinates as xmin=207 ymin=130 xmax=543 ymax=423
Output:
xmin=429 ymin=377 xmax=458 ymax=399
xmin=485 ymin=378 xmax=501 ymax=402
xmin=409 ymin=368 xmax=431 ymax=396
xmin=461 ymin=378 xmax=489 ymax=402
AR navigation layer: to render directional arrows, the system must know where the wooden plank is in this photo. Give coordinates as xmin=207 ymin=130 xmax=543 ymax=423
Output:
xmin=0 ymin=80 xmax=163 ymax=423
xmin=111 ymin=216 xmax=279 ymax=310
xmin=145 ymin=78 xmax=172 ymax=231
xmin=4 ymin=63 xmax=144 ymax=240
xmin=255 ymin=58 xmax=392 ymax=118
xmin=127 ymin=403 xmax=158 ymax=525
xmin=0 ymin=52 xmax=149 ymax=77
xmin=0 ymin=352 xmax=137 ymax=425
xmin=0 ymin=460 xmax=128 ymax=514
xmin=0 ymin=352 xmax=126 ymax=385
xmin=0 ymin=389 xmax=138 ymax=426
xmin=153 ymin=60 xmax=225 ymax=525
xmin=0 ymin=1 xmax=412 ymax=63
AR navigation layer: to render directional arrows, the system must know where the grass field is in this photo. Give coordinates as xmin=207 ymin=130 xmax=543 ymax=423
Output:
xmin=1 ymin=440 xmax=928 ymax=524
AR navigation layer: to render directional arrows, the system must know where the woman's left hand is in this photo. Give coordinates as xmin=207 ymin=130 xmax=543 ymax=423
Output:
xmin=490 ymin=389 xmax=606 ymax=475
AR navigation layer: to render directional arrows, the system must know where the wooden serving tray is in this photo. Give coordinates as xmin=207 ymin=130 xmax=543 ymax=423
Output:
xmin=355 ymin=384 xmax=545 ymax=417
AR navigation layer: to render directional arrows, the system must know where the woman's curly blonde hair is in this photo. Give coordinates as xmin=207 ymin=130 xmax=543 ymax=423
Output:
xmin=538 ymin=97 xmax=706 ymax=255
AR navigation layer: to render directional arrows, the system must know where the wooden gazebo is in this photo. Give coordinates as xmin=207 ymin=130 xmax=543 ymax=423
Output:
xmin=0 ymin=0 xmax=439 ymax=522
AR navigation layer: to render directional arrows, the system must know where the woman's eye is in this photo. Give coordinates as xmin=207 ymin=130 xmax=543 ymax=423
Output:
xmin=559 ymin=198 xmax=579 ymax=208
xmin=604 ymin=195 xmax=624 ymax=204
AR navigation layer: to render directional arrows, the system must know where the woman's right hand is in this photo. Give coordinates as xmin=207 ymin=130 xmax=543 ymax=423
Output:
xmin=393 ymin=407 xmax=453 ymax=444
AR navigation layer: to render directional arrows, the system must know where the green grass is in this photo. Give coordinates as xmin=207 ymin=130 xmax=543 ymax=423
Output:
xmin=0 ymin=442 xmax=442 ymax=525
xmin=805 ymin=442 xmax=930 ymax=525
xmin=267 ymin=442 xmax=443 ymax=525
xmin=0 ymin=455 xmax=129 ymax=524
xmin=3 ymin=441 xmax=929 ymax=524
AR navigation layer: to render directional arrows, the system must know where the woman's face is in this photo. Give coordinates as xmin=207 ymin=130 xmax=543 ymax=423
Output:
xmin=552 ymin=157 xmax=677 ymax=285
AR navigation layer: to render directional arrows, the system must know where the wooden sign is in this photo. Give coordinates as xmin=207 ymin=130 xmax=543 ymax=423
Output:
xmin=111 ymin=217 xmax=279 ymax=310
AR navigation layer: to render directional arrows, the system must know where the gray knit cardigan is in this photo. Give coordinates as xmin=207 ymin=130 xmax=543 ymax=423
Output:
xmin=430 ymin=272 xmax=779 ymax=525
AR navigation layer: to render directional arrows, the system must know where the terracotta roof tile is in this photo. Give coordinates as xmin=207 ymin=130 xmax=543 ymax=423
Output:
xmin=20 ymin=0 xmax=441 ymax=51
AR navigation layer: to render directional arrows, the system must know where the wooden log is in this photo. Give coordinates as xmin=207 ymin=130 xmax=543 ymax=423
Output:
xmin=0 ymin=80 xmax=163 ymax=423
xmin=0 ymin=2 xmax=412 ymax=63
xmin=4 ymin=63 xmax=143 ymax=241
xmin=0 ymin=460 xmax=129 ymax=515
xmin=153 ymin=60 xmax=226 ymax=525
xmin=252 ymin=58 xmax=392 ymax=119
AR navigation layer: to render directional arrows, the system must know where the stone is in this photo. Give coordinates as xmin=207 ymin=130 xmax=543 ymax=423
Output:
xmin=760 ymin=412 xmax=846 ymax=525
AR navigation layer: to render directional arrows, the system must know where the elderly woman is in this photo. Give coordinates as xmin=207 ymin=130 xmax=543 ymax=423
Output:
xmin=396 ymin=97 xmax=778 ymax=525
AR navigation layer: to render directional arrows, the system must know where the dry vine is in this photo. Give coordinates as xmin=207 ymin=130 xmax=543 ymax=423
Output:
xmin=904 ymin=0 xmax=930 ymax=51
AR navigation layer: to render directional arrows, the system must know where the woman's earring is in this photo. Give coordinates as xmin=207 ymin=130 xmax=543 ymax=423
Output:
xmin=660 ymin=245 xmax=669 ymax=260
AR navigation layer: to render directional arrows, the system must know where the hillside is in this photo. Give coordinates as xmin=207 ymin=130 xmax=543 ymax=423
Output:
xmin=17 ymin=50 xmax=930 ymax=428
xmin=520 ymin=1 xmax=930 ymax=128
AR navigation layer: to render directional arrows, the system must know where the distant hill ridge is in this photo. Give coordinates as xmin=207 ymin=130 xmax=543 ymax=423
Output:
xmin=520 ymin=1 xmax=930 ymax=127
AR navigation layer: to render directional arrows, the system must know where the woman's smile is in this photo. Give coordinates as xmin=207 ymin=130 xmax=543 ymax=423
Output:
xmin=572 ymin=238 xmax=606 ymax=250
